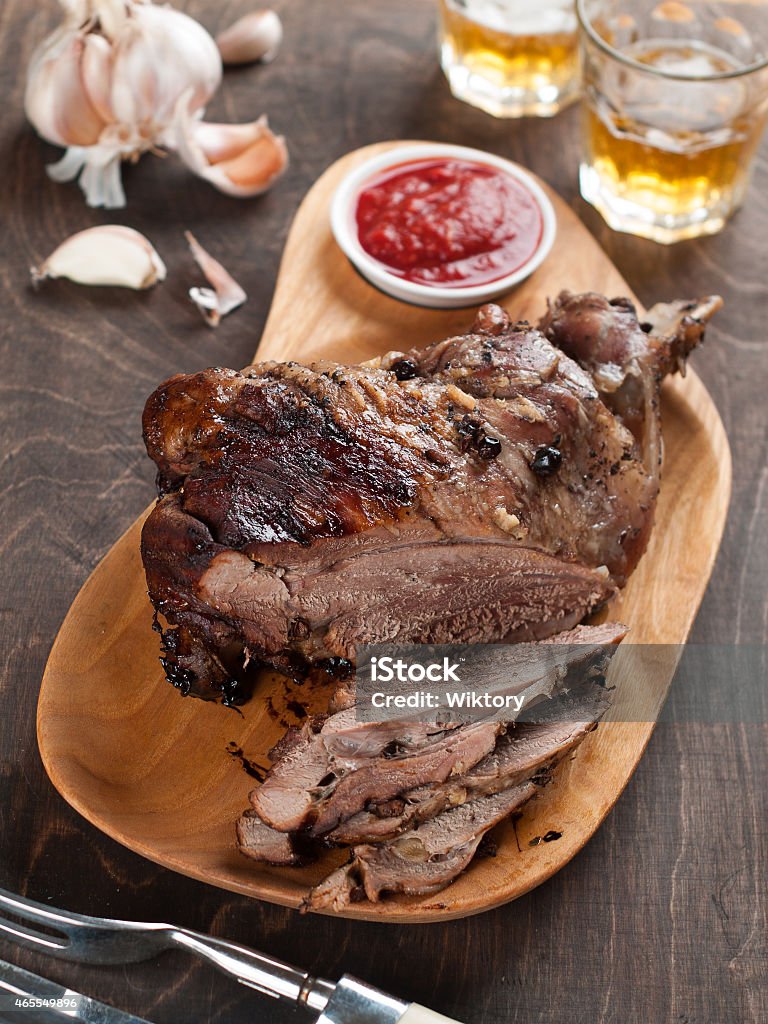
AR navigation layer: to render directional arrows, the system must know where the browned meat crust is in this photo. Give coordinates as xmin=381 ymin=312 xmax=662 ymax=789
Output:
xmin=141 ymin=292 xmax=719 ymax=701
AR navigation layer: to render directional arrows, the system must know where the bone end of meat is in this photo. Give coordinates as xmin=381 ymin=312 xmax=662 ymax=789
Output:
xmin=643 ymin=295 xmax=723 ymax=375
xmin=539 ymin=290 xmax=721 ymax=384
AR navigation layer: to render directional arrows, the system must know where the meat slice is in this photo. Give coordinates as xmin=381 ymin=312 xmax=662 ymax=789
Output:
xmin=310 ymin=721 xmax=502 ymax=837
xmin=246 ymin=621 xmax=622 ymax=838
xmin=236 ymin=810 xmax=300 ymax=867
xmin=328 ymin=686 xmax=608 ymax=845
xmin=253 ymin=720 xmax=502 ymax=835
xmin=250 ymin=723 xmax=333 ymax=834
xmin=305 ymin=782 xmax=539 ymax=911
xmin=237 ymin=685 xmax=609 ymax=873
xmin=236 ymin=637 xmax=614 ymax=866
xmin=141 ymin=293 xmax=719 ymax=699
xmin=143 ymin=495 xmax=614 ymax=698
xmin=251 ymin=710 xmax=462 ymax=834
xmin=303 ymin=676 xmax=612 ymax=909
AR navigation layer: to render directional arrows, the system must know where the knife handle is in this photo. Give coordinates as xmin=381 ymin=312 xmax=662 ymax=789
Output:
xmin=398 ymin=1004 xmax=464 ymax=1024
xmin=317 ymin=976 xmax=464 ymax=1024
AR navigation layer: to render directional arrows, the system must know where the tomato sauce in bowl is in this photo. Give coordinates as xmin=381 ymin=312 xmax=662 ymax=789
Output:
xmin=331 ymin=144 xmax=556 ymax=309
xmin=355 ymin=158 xmax=544 ymax=288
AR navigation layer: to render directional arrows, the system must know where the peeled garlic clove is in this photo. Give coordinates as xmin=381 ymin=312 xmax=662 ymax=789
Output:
xmin=210 ymin=129 xmax=288 ymax=195
xmin=216 ymin=10 xmax=283 ymax=66
xmin=190 ymin=120 xmax=272 ymax=164
xmin=174 ymin=95 xmax=288 ymax=198
xmin=31 ymin=225 xmax=166 ymax=289
xmin=185 ymin=231 xmax=246 ymax=327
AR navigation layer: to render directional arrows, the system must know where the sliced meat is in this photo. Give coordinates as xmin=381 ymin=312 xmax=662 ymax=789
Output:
xmin=308 ymin=721 xmax=502 ymax=837
xmin=236 ymin=810 xmax=301 ymax=866
xmin=248 ymin=621 xmax=622 ymax=837
xmin=251 ymin=711 xmax=462 ymax=834
xmin=305 ymin=782 xmax=539 ymax=911
xmin=253 ymin=720 xmax=502 ymax=835
xmin=328 ymin=684 xmax=609 ymax=845
xmin=334 ymin=619 xmax=624 ymax=724
xmin=249 ymin=722 xmax=333 ymax=834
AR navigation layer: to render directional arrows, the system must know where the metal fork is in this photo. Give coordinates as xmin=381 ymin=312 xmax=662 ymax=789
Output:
xmin=0 ymin=887 xmax=459 ymax=1023
xmin=0 ymin=884 xmax=334 ymax=1012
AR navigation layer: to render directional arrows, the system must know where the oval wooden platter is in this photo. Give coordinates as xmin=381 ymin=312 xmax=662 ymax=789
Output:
xmin=37 ymin=142 xmax=732 ymax=923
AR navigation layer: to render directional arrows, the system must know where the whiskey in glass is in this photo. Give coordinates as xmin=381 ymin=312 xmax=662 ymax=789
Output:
xmin=578 ymin=0 xmax=768 ymax=242
xmin=439 ymin=0 xmax=580 ymax=117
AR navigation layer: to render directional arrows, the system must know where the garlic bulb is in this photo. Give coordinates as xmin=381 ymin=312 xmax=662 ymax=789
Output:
xmin=25 ymin=0 xmax=222 ymax=208
xmin=31 ymin=225 xmax=166 ymax=288
xmin=216 ymin=10 xmax=283 ymax=66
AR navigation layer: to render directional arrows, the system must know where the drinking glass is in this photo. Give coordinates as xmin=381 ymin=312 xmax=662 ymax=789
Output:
xmin=438 ymin=0 xmax=580 ymax=117
xmin=577 ymin=0 xmax=768 ymax=243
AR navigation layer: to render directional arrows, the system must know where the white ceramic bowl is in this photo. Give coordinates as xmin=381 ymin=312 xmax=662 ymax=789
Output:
xmin=330 ymin=143 xmax=557 ymax=309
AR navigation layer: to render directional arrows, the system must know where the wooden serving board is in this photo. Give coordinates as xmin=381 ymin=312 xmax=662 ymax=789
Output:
xmin=37 ymin=142 xmax=732 ymax=923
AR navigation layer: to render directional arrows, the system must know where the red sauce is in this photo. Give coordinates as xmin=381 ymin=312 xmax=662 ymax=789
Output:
xmin=355 ymin=158 xmax=544 ymax=289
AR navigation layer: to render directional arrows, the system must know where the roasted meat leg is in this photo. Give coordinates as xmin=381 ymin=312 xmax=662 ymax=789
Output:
xmin=141 ymin=292 xmax=719 ymax=701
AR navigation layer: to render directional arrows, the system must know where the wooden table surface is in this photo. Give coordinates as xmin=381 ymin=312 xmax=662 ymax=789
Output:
xmin=0 ymin=2 xmax=765 ymax=1022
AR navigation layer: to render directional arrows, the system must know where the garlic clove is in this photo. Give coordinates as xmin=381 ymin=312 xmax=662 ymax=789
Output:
xmin=109 ymin=5 xmax=222 ymax=127
xmin=94 ymin=0 xmax=131 ymax=41
xmin=174 ymin=96 xmax=288 ymax=198
xmin=80 ymin=33 xmax=115 ymax=126
xmin=213 ymin=131 xmax=288 ymax=194
xmin=185 ymin=231 xmax=247 ymax=327
xmin=59 ymin=0 xmax=94 ymax=24
xmin=216 ymin=10 xmax=283 ymax=66
xmin=31 ymin=225 xmax=167 ymax=289
xmin=190 ymin=120 xmax=273 ymax=164
xmin=25 ymin=31 xmax=108 ymax=148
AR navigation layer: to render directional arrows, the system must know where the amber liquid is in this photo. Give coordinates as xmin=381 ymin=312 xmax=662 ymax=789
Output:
xmin=586 ymin=107 xmax=765 ymax=216
xmin=439 ymin=0 xmax=579 ymax=117
xmin=582 ymin=41 xmax=768 ymax=240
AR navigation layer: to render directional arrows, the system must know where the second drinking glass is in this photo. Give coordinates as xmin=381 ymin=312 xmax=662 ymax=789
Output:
xmin=438 ymin=0 xmax=580 ymax=118
xmin=577 ymin=0 xmax=768 ymax=243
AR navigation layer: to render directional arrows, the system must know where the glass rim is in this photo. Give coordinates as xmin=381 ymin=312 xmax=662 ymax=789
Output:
xmin=576 ymin=0 xmax=768 ymax=81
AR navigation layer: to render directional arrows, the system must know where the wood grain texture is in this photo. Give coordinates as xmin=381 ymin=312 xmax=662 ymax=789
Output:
xmin=0 ymin=0 xmax=766 ymax=1020
xmin=36 ymin=142 xmax=731 ymax=923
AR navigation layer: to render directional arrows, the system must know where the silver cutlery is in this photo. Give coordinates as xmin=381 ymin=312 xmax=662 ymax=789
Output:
xmin=0 ymin=957 xmax=152 ymax=1023
xmin=0 ymin=887 xmax=460 ymax=1023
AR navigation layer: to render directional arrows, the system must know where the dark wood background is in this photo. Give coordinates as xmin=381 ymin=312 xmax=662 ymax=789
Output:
xmin=0 ymin=2 xmax=765 ymax=1022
